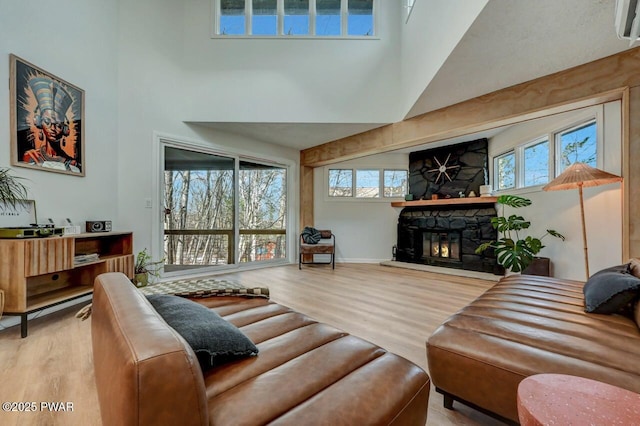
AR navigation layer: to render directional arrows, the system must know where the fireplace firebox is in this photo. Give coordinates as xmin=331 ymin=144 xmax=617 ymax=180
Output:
xmin=396 ymin=205 xmax=502 ymax=274
xmin=423 ymin=231 xmax=461 ymax=262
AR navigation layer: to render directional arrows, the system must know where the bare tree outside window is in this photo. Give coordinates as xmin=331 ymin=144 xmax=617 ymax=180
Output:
xmin=558 ymin=121 xmax=597 ymax=172
xmin=384 ymin=170 xmax=407 ymax=197
xmin=163 ymin=147 xmax=287 ymax=271
xmin=328 ymin=169 xmax=353 ymax=196
xmin=238 ymin=161 xmax=287 ymax=263
xmin=523 ymin=140 xmax=549 ymax=187
xmin=496 ymin=152 xmax=515 ymax=190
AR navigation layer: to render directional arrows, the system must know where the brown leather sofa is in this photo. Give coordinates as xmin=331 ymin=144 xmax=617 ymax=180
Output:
xmin=427 ymin=274 xmax=640 ymax=423
xmin=91 ymin=272 xmax=430 ymax=426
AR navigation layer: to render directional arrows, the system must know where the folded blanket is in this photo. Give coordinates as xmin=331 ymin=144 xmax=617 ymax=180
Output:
xmin=76 ymin=277 xmax=269 ymax=321
xmin=138 ymin=277 xmax=270 ymax=299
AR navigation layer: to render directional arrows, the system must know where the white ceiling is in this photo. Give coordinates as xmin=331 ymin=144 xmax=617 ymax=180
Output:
xmin=199 ymin=0 xmax=634 ymax=151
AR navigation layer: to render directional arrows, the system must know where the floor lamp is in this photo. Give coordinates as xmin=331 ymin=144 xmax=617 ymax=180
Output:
xmin=542 ymin=162 xmax=623 ymax=280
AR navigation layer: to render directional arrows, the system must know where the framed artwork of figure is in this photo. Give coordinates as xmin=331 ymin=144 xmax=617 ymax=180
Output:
xmin=9 ymin=54 xmax=85 ymax=176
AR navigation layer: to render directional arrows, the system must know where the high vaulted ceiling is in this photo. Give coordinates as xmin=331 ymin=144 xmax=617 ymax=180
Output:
xmin=203 ymin=0 xmax=633 ymax=150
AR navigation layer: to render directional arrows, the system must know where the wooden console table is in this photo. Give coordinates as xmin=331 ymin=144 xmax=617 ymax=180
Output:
xmin=0 ymin=232 xmax=134 ymax=337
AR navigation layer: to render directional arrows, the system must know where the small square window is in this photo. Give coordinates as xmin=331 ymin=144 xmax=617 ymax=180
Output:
xmin=252 ymin=0 xmax=277 ymax=35
xmin=495 ymin=152 xmax=515 ymax=190
xmin=220 ymin=0 xmax=246 ymax=35
xmin=356 ymin=169 xmax=379 ymax=198
xmin=284 ymin=0 xmax=309 ymax=35
xmin=348 ymin=0 xmax=373 ymax=36
xmin=558 ymin=121 xmax=597 ymax=173
xmin=328 ymin=169 xmax=353 ymax=197
xmin=383 ymin=170 xmax=407 ymax=197
xmin=523 ymin=140 xmax=549 ymax=187
xmin=316 ymin=0 xmax=341 ymax=36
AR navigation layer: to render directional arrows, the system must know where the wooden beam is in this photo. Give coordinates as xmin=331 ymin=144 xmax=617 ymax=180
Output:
xmin=299 ymin=165 xmax=314 ymax=229
xmin=301 ymin=47 xmax=640 ymax=167
xmin=629 ymin=86 xmax=640 ymax=258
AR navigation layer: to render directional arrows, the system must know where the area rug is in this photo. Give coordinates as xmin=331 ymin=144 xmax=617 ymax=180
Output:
xmin=76 ymin=277 xmax=269 ymax=321
xmin=138 ymin=277 xmax=270 ymax=299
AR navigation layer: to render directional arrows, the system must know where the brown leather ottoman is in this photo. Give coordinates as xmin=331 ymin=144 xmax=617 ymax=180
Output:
xmin=427 ymin=274 xmax=640 ymax=423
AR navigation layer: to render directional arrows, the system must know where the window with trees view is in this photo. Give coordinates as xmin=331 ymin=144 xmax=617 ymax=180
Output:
xmin=557 ymin=121 xmax=597 ymax=173
xmin=328 ymin=168 xmax=406 ymax=199
xmin=493 ymin=118 xmax=598 ymax=191
xmin=163 ymin=146 xmax=287 ymax=272
xmin=214 ymin=0 xmax=375 ymax=37
xmin=523 ymin=139 xmax=549 ymax=187
xmin=495 ymin=152 xmax=515 ymax=190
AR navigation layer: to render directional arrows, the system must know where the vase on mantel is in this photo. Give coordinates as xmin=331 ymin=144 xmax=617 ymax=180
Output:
xmin=479 ymin=185 xmax=492 ymax=197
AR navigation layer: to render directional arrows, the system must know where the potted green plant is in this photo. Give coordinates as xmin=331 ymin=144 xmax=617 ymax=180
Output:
xmin=0 ymin=168 xmax=28 ymax=208
xmin=133 ymin=248 xmax=164 ymax=287
xmin=476 ymin=195 xmax=565 ymax=274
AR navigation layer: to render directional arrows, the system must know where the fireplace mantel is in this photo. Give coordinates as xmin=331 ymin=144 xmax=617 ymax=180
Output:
xmin=391 ymin=197 xmax=498 ymax=208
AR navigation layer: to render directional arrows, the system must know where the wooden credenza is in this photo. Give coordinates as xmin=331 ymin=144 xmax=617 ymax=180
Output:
xmin=0 ymin=231 xmax=133 ymax=337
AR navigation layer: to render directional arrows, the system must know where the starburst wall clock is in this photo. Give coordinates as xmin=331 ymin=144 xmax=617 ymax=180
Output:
xmin=427 ymin=153 xmax=460 ymax=184
xmin=408 ymin=138 xmax=489 ymax=200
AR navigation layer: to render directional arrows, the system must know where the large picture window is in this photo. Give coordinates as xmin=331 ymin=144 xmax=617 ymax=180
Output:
xmin=213 ymin=0 xmax=375 ymax=37
xmin=163 ymin=145 xmax=288 ymax=273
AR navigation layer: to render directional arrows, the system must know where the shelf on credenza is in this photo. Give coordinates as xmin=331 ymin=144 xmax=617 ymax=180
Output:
xmin=391 ymin=196 xmax=498 ymax=208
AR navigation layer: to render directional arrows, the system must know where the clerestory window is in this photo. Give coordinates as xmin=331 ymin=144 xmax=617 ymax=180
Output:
xmin=493 ymin=118 xmax=600 ymax=192
xmin=328 ymin=168 xmax=407 ymax=199
xmin=213 ymin=0 xmax=375 ymax=37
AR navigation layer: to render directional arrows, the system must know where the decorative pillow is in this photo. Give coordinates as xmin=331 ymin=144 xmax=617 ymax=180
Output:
xmin=146 ymin=294 xmax=258 ymax=371
xmin=583 ymin=264 xmax=640 ymax=314
xmin=302 ymin=226 xmax=321 ymax=244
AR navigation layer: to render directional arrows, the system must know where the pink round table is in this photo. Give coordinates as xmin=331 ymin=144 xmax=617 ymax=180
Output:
xmin=517 ymin=374 xmax=640 ymax=426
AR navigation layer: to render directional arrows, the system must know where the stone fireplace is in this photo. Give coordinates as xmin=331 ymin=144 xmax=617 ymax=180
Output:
xmin=395 ymin=203 xmax=503 ymax=275
xmin=394 ymin=137 xmax=503 ymax=275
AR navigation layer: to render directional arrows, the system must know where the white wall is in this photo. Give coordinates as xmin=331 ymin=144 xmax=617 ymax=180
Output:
xmin=180 ymin=0 xmax=402 ymax=124
xmin=400 ymin=0 xmax=488 ymax=118
xmin=0 ymin=0 xmax=119 ymax=226
xmin=116 ymin=0 xmax=301 ymax=260
xmin=488 ymin=102 xmax=623 ymax=280
xmin=314 ymin=153 xmax=408 ymax=263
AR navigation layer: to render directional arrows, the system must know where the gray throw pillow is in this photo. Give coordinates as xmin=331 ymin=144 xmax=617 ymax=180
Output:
xmin=583 ymin=264 xmax=640 ymax=314
xmin=146 ymin=294 xmax=258 ymax=371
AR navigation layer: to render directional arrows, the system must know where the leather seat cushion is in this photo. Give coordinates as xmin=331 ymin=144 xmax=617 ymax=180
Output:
xmin=427 ymin=274 xmax=640 ymax=422
xmin=194 ymin=297 xmax=430 ymax=425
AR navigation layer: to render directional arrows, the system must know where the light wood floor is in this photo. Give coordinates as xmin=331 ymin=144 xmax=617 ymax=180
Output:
xmin=0 ymin=263 xmax=504 ymax=426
